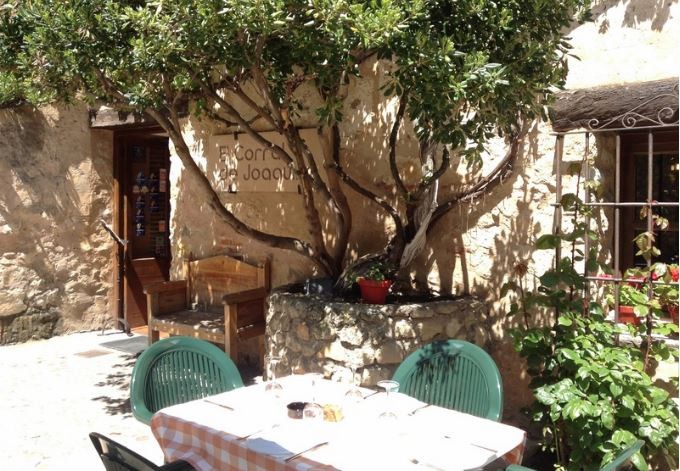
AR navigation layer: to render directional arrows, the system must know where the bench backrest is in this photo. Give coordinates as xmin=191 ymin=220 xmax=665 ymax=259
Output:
xmin=184 ymin=254 xmax=270 ymax=308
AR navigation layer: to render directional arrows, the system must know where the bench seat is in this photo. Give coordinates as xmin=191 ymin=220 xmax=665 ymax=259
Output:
xmin=145 ymin=254 xmax=270 ymax=363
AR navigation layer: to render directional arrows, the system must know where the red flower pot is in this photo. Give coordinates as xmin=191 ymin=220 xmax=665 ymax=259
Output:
xmin=667 ymin=304 xmax=679 ymax=324
xmin=357 ymin=278 xmax=392 ymax=304
xmin=617 ymin=305 xmax=641 ymax=326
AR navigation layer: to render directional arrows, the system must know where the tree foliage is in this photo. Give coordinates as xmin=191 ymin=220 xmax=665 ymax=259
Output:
xmin=0 ymin=0 xmax=591 ymax=288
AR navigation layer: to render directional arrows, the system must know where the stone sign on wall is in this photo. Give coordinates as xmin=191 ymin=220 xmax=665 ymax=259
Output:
xmin=210 ymin=129 xmax=322 ymax=193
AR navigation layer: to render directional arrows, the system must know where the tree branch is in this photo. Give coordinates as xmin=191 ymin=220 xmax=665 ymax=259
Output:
xmin=389 ymin=93 xmax=409 ymax=198
xmin=331 ymin=162 xmax=405 ymax=243
xmin=428 ymin=123 xmax=528 ymax=230
xmin=146 ymin=107 xmax=335 ymax=275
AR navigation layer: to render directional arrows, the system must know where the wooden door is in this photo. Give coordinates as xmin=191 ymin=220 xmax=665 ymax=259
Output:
xmin=116 ymin=134 xmax=172 ymax=328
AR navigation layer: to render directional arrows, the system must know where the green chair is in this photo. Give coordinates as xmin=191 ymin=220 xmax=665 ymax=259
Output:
xmin=392 ymin=339 xmax=503 ymax=421
xmin=506 ymin=439 xmax=645 ymax=471
xmin=90 ymin=432 xmax=195 ymax=471
xmin=130 ymin=336 xmax=244 ymax=425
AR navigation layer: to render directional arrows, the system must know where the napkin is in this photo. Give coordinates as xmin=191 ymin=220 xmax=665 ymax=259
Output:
xmin=246 ymin=421 xmax=331 ymax=459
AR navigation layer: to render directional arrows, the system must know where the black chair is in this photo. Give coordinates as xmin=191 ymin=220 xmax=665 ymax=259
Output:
xmin=89 ymin=432 xmax=195 ymax=471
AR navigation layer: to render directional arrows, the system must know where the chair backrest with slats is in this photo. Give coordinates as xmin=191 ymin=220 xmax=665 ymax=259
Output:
xmin=392 ymin=340 xmax=503 ymax=421
xmin=185 ymin=254 xmax=270 ymax=307
xmin=130 ymin=337 xmax=244 ymax=424
xmin=90 ymin=432 xmax=160 ymax=471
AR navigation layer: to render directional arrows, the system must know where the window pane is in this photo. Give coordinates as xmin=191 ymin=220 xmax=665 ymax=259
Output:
xmin=633 ymin=153 xmax=679 ymax=265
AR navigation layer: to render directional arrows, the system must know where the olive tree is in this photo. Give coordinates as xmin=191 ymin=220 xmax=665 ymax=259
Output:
xmin=0 ymin=0 xmax=590 ymax=289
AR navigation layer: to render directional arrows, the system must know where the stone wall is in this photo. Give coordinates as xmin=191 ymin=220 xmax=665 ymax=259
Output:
xmin=265 ymin=293 xmax=489 ymax=386
xmin=0 ymin=104 xmax=115 ymax=343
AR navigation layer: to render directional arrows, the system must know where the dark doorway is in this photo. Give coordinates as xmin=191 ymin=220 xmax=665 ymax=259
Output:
xmin=113 ymin=130 xmax=172 ymax=329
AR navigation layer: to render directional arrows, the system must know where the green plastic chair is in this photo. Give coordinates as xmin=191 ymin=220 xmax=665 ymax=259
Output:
xmin=392 ymin=339 xmax=503 ymax=421
xmin=130 ymin=336 xmax=244 ymax=425
xmin=505 ymin=439 xmax=645 ymax=471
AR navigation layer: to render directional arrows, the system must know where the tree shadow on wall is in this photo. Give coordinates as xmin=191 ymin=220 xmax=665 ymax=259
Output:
xmin=0 ymin=105 xmax=111 ymax=312
xmin=413 ymin=121 xmax=543 ymax=305
xmin=591 ymin=0 xmax=676 ymax=33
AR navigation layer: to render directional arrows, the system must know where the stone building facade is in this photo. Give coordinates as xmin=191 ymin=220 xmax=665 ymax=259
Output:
xmin=0 ymin=0 xmax=677 ymax=423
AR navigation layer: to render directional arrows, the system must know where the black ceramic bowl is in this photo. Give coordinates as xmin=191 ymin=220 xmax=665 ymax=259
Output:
xmin=287 ymin=401 xmax=308 ymax=419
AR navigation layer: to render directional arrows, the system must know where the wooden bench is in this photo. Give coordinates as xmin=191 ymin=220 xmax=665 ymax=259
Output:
xmin=144 ymin=254 xmax=270 ymax=362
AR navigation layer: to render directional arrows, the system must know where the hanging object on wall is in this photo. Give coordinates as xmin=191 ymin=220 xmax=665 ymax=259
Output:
xmin=136 ymin=222 xmax=145 ymax=236
xmin=135 ymin=209 xmax=145 ymax=224
xmin=159 ymin=168 xmax=167 ymax=192
xmin=148 ymin=173 xmax=158 ymax=193
xmin=136 ymin=171 xmax=146 ymax=187
xmin=149 ymin=197 xmax=159 ymax=213
xmin=135 ymin=195 xmax=145 ymax=209
xmin=131 ymin=146 xmax=145 ymax=160
xmin=132 ymin=184 xmax=140 ymax=194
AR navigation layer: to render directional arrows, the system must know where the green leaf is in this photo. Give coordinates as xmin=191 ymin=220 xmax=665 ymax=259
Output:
xmin=601 ymin=411 xmax=615 ymax=429
xmin=540 ymin=271 xmax=560 ymax=287
xmin=536 ymin=234 xmax=560 ymax=250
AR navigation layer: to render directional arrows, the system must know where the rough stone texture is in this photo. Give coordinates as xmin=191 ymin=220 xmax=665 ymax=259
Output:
xmin=265 ymin=293 xmax=489 ymax=386
xmin=0 ymin=105 xmax=114 ymax=344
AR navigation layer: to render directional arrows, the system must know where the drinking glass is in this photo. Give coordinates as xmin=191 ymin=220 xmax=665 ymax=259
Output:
xmin=304 ymin=373 xmax=324 ymax=421
xmin=344 ymin=360 xmax=363 ymax=402
xmin=307 ymin=372 xmax=324 ymax=402
xmin=264 ymin=355 xmax=283 ymax=397
xmin=303 ymin=401 xmax=324 ymax=421
xmin=376 ymin=380 xmax=400 ymax=420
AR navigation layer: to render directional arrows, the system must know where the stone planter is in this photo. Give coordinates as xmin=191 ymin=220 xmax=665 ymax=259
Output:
xmin=265 ymin=292 xmax=490 ymax=386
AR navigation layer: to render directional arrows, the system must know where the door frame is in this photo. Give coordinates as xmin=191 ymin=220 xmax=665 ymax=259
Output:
xmin=112 ymin=126 xmax=170 ymax=327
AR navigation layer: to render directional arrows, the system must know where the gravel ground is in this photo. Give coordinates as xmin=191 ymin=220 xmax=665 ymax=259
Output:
xmin=0 ymin=330 xmax=164 ymax=470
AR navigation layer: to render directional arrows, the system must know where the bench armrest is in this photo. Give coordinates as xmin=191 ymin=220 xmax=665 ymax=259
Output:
xmin=222 ymin=287 xmax=268 ymax=305
xmin=144 ymin=280 xmax=187 ymax=295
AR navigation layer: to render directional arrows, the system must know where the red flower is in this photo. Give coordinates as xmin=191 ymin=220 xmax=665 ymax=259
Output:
xmin=651 ymin=272 xmax=659 ymax=281
xmin=671 ymin=267 xmax=679 ymax=282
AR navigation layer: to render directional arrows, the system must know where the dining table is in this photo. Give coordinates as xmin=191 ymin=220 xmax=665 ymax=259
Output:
xmin=150 ymin=374 xmax=526 ymax=471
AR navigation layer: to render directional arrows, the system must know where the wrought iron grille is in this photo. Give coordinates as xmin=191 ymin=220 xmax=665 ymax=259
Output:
xmin=552 ymin=84 xmax=679 ymax=324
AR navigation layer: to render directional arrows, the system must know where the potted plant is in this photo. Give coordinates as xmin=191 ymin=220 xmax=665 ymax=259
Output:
xmin=605 ymin=276 xmax=646 ymax=326
xmin=356 ymin=262 xmax=392 ymax=304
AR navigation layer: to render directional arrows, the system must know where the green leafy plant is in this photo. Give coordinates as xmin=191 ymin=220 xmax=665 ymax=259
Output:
xmin=504 ymin=192 xmax=678 ymax=470
xmin=363 ymin=262 xmax=389 ymax=282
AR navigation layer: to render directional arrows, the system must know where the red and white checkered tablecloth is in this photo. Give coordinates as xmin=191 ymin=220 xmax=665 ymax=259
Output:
xmin=151 ymin=376 xmax=526 ymax=471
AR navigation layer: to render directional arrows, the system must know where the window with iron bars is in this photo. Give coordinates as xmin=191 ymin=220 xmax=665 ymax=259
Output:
xmin=552 ymin=107 xmax=678 ymax=327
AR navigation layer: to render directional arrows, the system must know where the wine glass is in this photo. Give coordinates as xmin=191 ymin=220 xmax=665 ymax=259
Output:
xmin=344 ymin=359 xmax=363 ymax=402
xmin=308 ymin=372 xmax=324 ymax=402
xmin=264 ymin=355 xmax=283 ymax=397
xmin=376 ymin=380 xmax=400 ymax=420
xmin=304 ymin=373 xmax=324 ymax=421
